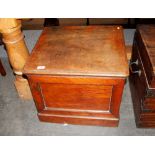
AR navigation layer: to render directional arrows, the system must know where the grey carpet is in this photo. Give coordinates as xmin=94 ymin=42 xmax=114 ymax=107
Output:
xmin=0 ymin=29 xmax=155 ymax=136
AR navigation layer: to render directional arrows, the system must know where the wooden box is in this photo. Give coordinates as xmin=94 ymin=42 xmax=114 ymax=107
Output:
xmin=24 ymin=26 xmax=128 ymax=127
xmin=129 ymin=25 xmax=155 ymax=128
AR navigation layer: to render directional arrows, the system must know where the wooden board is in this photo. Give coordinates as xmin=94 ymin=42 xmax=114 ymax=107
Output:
xmin=24 ymin=26 xmax=129 ymax=77
xmin=14 ymin=76 xmax=32 ymax=99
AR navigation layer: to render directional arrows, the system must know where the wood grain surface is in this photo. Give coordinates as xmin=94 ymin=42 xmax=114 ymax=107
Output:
xmin=130 ymin=25 xmax=155 ymax=127
xmin=24 ymin=26 xmax=129 ymax=77
xmin=28 ymin=75 xmax=125 ymax=126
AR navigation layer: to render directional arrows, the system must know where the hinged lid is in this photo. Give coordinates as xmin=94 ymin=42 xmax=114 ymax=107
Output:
xmin=136 ymin=25 xmax=155 ymax=87
xmin=23 ymin=26 xmax=129 ymax=77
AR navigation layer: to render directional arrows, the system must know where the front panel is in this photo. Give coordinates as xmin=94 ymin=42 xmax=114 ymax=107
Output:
xmin=40 ymin=83 xmax=112 ymax=111
xmin=28 ymin=75 xmax=125 ymax=126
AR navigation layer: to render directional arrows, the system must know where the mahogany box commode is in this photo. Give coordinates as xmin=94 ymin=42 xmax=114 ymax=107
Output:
xmin=24 ymin=26 xmax=129 ymax=127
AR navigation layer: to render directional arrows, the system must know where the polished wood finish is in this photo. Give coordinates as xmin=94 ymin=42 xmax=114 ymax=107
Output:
xmin=27 ymin=75 xmax=125 ymax=127
xmin=24 ymin=26 xmax=128 ymax=126
xmin=24 ymin=26 xmax=128 ymax=77
xmin=136 ymin=25 xmax=155 ymax=87
xmin=129 ymin=25 xmax=155 ymax=128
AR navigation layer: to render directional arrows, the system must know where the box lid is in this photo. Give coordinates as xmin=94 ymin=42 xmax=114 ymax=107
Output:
xmin=23 ymin=26 xmax=129 ymax=77
xmin=136 ymin=25 xmax=155 ymax=86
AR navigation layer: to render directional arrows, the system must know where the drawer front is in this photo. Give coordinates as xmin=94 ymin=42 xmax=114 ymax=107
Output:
xmin=130 ymin=41 xmax=147 ymax=101
xmin=40 ymin=83 xmax=112 ymax=111
xmin=143 ymin=98 xmax=155 ymax=110
xmin=130 ymin=40 xmax=155 ymax=126
xmin=136 ymin=32 xmax=153 ymax=85
xmin=132 ymin=41 xmax=155 ymax=111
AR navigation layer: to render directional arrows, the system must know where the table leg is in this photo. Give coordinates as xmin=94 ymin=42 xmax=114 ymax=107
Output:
xmin=0 ymin=19 xmax=32 ymax=99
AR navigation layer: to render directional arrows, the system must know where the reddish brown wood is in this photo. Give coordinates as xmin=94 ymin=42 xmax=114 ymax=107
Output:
xmin=143 ymin=98 xmax=155 ymax=110
xmin=40 ymin=83 xmax=112 ymax=111
xmin=24 ymin=26 xmax=128 ymax=77
xmin=136 ymin=25 xmax=155 ymax=87
xmin=129 ymin=25 xmax=155 ymax=128
xmin=27 ymin=75 xmax=125 ymax=126
xmin=0 ymin=58 xmax=6 ymax=76
xmin=24 ymin=26 xmax=128 ymax=127
xmin=38 ymin=114 xmax=119 ymax=127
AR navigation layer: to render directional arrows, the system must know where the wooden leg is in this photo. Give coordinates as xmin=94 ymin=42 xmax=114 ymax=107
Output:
xmin=0 ymin=19 xmax=32 ymax=99
xmin=14 ymin=75 xmax=32 ymax=99
xmin=0 ymin=58 xmax=6 ymax=76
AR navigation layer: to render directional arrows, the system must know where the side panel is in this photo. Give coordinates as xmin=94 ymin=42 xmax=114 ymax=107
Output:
xmin=129 ymin=39 xmax=155 ymax=128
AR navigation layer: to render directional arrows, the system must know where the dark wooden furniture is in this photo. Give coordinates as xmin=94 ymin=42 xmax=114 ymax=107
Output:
xmin=0 ymin=58 xmax=6 ymax=76
xmin=129 ymin=25 xmax=155 ymax=128
xmin=44 ymin=18 xmax=135 ymax=28
xmin=24 ymin=26 xmax=129 ymax=127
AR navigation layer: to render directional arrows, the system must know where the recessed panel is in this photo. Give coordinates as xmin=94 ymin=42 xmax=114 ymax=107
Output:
xmin=40 ymin=83 xmax=112 ymax=111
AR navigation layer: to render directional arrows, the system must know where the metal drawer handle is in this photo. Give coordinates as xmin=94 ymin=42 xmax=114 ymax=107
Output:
xmin=130 ymin=59 xmax=138 ymax=65
xmin=130 ymin=59 xmax=142 ymax=76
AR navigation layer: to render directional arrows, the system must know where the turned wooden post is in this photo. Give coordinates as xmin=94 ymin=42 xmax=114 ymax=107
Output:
xmin=0 ymin=18 xmax=32 ymax=99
